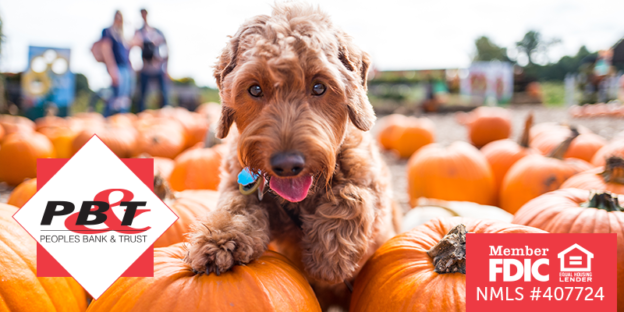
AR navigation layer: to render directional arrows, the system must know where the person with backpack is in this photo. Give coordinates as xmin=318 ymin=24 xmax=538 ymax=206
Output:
xmin=95 ymin=10 xmax=135 ymax=116
xmin=134 ymin=8 xmax=169 ymax=112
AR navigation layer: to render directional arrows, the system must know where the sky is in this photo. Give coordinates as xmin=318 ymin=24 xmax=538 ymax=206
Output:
xmin=1 ymin=0 xmax=623 ymax=90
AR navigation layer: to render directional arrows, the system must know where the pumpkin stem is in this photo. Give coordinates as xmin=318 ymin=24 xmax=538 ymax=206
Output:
xmin=600 ymin=156 xmax=624 ymax=185
xmin=547 ymin=126 xmax=579 ymax=160
xmin=154 ymin=172 xmax=174 ymax=201
xmin=518 ymin=112 xmax=533 ymax=148
xmin=427 ymin=224 xmax=466 ymax=274
xmin=582 ymin=191 xmax=623 ymax=212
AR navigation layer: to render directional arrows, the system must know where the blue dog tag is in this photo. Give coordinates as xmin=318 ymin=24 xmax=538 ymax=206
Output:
xmin=238 ymin=167 xmax=258 ymax=186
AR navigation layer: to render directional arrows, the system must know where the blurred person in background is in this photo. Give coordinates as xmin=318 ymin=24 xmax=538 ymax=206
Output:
xmin=135 ymin=8 xmax=169 ymax=112
xmin=100 ymin=10 xmax=134 ymax=116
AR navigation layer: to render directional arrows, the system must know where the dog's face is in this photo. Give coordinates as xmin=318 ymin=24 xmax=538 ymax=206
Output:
xmin=214 ymin=4 xmax=375 ymax=202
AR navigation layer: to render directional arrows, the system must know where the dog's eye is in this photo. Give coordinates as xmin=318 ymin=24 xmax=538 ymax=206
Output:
xmin=248 ymin=85 xmax=263 ymax=97
xmin=312 ymin=83 xmax=326 ymax=96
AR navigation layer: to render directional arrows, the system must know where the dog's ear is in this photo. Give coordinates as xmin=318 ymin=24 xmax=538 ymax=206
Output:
xmin=213 ymin=15 xmax=269 ymax=139
xmin=337 ymin=33 xmax=376 ymax=131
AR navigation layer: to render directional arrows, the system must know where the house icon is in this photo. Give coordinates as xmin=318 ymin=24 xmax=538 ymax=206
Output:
xmin=557 ymin=244 xmax=594 ymax=272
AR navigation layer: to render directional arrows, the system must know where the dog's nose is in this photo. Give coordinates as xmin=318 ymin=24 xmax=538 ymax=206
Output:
xmin=270 ymin=152 xmax=305 ymax=177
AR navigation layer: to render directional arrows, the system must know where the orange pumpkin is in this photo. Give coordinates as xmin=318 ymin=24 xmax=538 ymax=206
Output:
xmin=153 ymin=175 xmax=217 ymax=248
xmin=561 ymin=156 xmax=624 ymax=194
xmin=7 ymin=178 xmax=37 ymax=208
xmin=0 ymin=123 xmax=4 ymax=142
xmin=377 ymin=114 xmax=407 ymax=151
xmin=88 ymin=243 xmax=321 ymax=312
xmin=34 ymin=116 xmax=68 ymax=131
xmin=500 ymin=128 xmax=592 ymax=214
xmin=512 ymin=189 xmax=624 ymax=309
xmin=168 ymin=144 xmax=227 ymax=191
xmin=72 ymin=124 xmax=138 ymax=158
xmin=0 ymin=115 xmax=35 ymax=136
xmin=407 ymin=141 xmax=496 ymax=206
xmin=565 ymin=132 xmax=607 ymax=162
xmin=39 ymin=126 xmax=80 ymax=158
xmin=391 ymin=117 xmax=435 ymax=158
xmin=481 ymin=113 xmax=536 ymax=198
xmin=463 ymin=106 xmax=512 ymax=148
xmin=592 ymin=140 xmax=624 ymax=166
xmin=0 ymin=132 xmax=55 ymax=185
xmin=530 ymin=123 xmax=596 ymax=158
xmin=137 ymin=121 xmax=187 ymax=159
xmin=350 ymin=217 xmax=545 ymax=312
xmin=0 ymin=203 xmax=88 ymax=311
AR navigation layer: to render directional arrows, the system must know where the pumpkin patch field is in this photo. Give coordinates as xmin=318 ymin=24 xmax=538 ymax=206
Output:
xmin=1 ymin=104 xmax=624 ymax=312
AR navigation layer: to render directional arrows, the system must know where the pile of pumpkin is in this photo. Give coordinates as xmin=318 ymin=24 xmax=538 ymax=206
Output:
xmin=1 ymin=105 xmax=624 ymax=312
xmin=569 ymin=102 xmax=624 ymax=118
xmin=374 ymin=106 xmax=624 ymax=311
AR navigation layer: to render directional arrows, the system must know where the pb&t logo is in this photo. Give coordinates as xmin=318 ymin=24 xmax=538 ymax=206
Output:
xmin=13 ymin=136 xmax=177 ymax=299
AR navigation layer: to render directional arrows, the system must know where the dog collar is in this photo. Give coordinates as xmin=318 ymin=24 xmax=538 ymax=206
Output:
xmin=238 ymin=167 xmax=267 ymax=201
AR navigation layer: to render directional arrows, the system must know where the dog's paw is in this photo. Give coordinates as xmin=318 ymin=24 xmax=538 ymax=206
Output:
xmin=185 ymin=225 xmax=260 ymax=275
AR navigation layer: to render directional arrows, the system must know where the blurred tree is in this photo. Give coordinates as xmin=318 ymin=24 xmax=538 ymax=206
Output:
xmin=473 ymin=36 xmax=510 ymax=62
xmin=516 ymin=30 xmax=561 ymax=65
xmin=523 ymin=46 xmax=596 ymax=81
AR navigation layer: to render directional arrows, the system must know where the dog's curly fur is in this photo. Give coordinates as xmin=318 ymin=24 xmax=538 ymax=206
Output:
xmin=186 ymin=3 xmax=398 ymax=308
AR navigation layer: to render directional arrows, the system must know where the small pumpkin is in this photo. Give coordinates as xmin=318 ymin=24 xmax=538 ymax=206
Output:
xmin=136 ymin=121 xmax=186 ymax=159
xmin=0 ymin=132 xmax=55 ymax=185
xmin=561 ymin=156 xmax=624 ymax=194
xmin=512 ymin=189 xmax=624 ymax=309
xmin=88 ymin=243 xmax=321 ymax=312
xmin=350 ymin=218 xmax=545 ymax=312
xmin=71 ymin=124 xmax=138 ymax=158
xmin=402 ymin=198 xmax=512 ymax=233
xmin=0 ymin=203 xmax=88 ymax=311
xmin=38 ymin=125 xmax=80 ymax=158
xmin=168 ymin=143 xmax=227 ymax=191
xmin=500 ymin=128 xmax=592 ymax=214
xmin=407 ymin=141 xmax=496 ymax=206
xmin=530 ymin=123 xmax=598 ymax=160
xmin=592 ymin=140 xmax=624 ymax=166
xmin=377 ymin=115 xmax=435 ymax=158
xmin=481 ymin=113 xmax=536 ymax=197
xmin=7 ymin=178 xmax=37 ymax=208
xmin=462 ymin=106 xmax=512 ymax=148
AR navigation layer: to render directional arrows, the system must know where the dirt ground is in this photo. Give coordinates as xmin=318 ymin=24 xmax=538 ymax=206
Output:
xmin=379 ymin=105 xmax=624 ymax=212
xmin=2 ymin=105 xmax=622 ymax=211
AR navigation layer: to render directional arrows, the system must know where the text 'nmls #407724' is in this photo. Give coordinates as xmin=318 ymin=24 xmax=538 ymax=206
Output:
xmin=13 ymin=136 xmax=178 ymax=299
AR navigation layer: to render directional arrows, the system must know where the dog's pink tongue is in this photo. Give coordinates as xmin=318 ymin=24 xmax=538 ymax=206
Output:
xmin=270 ymin=175 xmax=313 ymax=202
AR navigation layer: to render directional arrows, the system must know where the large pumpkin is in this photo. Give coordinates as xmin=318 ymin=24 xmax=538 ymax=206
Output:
xmin=481 ymin=113 xmax=536 ymax=198
xmin=88 ymin=243 xmax=321 ymax=312
xmin=0 ymin=132 xmax=55 ymax=185
xmin=7 ymin=178 xmax=37 ymax=208
xmin=168 ymin=144 xmax=227 ymax=191
xmin=512 ymin=189 xmax=624 ymax=310
xmin=350 ymin=217 xmax=545 ymax=312
xmin=592 ymin=140 xmax=624 ymax=166
xmin=561 ymin=156 xmax=624 ymax=194
xmin=0 ymin=203 xmax=88 ymax=311
xmin=153 ymin=175 xmax=217 ymax=248
xmin=377 ymin=115 xmax=435 ymax=158
xmin=499 ymin=128 xmax=592 ymax=214
xmin=461 ymin=106 xmax=512 ymax=148
xmin=407 ymin=141 xmax=496 ymax=206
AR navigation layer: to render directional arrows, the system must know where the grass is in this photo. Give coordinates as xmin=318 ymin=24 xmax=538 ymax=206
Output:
xmin=541 ymin=81 xmax=565 ymax=107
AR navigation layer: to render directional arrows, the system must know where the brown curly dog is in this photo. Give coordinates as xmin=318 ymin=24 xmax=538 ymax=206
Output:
xmin=186 ymin=2 xmax=399 ymax=309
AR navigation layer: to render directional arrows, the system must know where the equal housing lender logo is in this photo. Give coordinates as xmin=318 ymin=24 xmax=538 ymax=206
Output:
xmin=13 ymin=136 xmax=178 ymax=299
xmin=466 ymin=233 xmax=617 ymax=311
